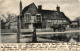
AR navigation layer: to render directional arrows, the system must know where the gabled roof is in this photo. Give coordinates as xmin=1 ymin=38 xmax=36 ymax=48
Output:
xmin=40 ymin=9 xmax=71 ymax=23
xmin=40 ymin=10 xmax=70 ymax=19
xmin=60 ymin=12 xmax=71 ymax=23
xmin=22 ymin=3 xmax=37 ymax=15
xmin=41 ymin=10 xmax=57 ymax=13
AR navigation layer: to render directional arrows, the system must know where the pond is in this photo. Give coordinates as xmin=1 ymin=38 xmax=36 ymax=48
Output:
xmin=1 ymin=33 xmax=32 ymax=43
xmin=1 ymin=34 xmax=17 ymax=43
xmin=37 ymin=32 xmax=80 ymax=42
xmin=1 ymin=32 xmax=80 ymax=43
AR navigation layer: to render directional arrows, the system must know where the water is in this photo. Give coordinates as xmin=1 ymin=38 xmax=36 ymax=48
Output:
xmin=37 ymin=32 xmax=80 ymax=42
xmin=1 ymin=32 xmax=80 ymax=43
xmin=1 ymin=33 xmax=32 ymax=43
xmin=1 ymin=34 xmax=17 ymax=43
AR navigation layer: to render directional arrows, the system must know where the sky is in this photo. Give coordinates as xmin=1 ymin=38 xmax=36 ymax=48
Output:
xmin=0 ymin=0 xmax=80 ymax=20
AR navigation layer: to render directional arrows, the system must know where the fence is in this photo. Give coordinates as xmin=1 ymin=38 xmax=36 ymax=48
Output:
xmin=1 ymin=27 xmax=80 ymax=33
xmin=66 ymin=27 xmax=80 ymax=31
xmin=1 ymin=29 xmax=17 ymax=33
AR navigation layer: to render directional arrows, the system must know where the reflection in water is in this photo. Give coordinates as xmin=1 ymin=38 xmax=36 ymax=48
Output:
xmin=1 ymin=34 xmax=32 ymax=43
xmin=1 ymin=34 xmax=17 ymax=43
xmin=1 ymin=32 xmax=80 ymax=43
xmin=38 ymin=32 xmax=80 ymax=42
xmin=69 ymin=37 xmax=77 ymax=43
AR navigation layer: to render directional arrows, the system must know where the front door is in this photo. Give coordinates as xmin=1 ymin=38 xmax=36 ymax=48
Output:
xmin=33 ymin=23 xmax=42 ymax=29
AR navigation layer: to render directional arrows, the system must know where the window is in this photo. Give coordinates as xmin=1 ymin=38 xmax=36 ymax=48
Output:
xmin=25 ymin=23 xmax=29 ymax=29
xmin=36 ymin=14 xmax=42 ymax=23
xmin=54 ymin=20 xmax=57 ymax=24
xmin=47 ymin=22 xmax=51 ymax=27
xmin=63 ymin=20 xmax=66 ymax=22
xmin=24 ymin=13 xmax=31 ymax=23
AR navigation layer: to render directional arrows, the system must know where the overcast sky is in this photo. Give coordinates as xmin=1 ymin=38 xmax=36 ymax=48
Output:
xmin=0 ymin=0 xmax=80 ymax=20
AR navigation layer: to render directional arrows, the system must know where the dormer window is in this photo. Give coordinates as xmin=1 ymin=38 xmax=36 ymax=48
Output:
xmin=24 ymin=13 xmax=31 ymax=23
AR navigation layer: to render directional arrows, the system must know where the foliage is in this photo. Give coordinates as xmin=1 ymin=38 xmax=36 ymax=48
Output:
xmin=1 ymin=19 xmax=6 ymax=29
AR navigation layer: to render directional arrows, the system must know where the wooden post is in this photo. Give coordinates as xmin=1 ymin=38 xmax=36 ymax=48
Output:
xmin=78 ymin=34 xmax=80 ymax=42
xmin=0 ymin=18 xmax=1 ymax=33
xmin=32 ymin=27 xmax=37 ymax=42
xmin=17 ymin=0 xmax=22 ymax=43
xmin=0 ymin=18 xmax=1 ymax=43
xmin=17 ymin=16 xmax=21 ymax=43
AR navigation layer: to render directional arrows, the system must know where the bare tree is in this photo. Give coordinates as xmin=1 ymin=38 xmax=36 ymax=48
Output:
xmin=74 ymin=17 xmax=80 ymax=21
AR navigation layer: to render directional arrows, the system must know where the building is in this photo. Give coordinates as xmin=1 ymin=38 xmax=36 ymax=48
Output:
xmin=70 ymin=21 xmax=79 ymax=28
xmin=19 ymin=1 xmax=71 ymax=29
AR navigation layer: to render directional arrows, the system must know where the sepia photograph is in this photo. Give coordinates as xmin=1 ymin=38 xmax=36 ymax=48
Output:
xmin=0 ymin=0 xmax=80 ymax=43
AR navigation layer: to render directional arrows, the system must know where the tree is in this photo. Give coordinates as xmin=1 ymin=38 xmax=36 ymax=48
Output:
xmin=1 ymin=19 xmax=6 ymax=29
xmin=6 ymin=13 xmax=17 ymax=23
xmin=74 ymin=17 xmax=80 ymax=21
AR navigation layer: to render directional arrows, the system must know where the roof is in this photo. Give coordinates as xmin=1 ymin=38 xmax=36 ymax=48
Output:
xmin=40 ymin=10 xmax=71 ymax=23
xmin=60 ymin=12 xmax=71 ymax=23
xmin=72 ymin=21 xmax=78 ymax=22
xmin=22 ymin=3 xmax=37 ymax=15
xmin=41 ymin=9 xmax=57 ymax=13
xmin=21 ymin=3 xmax=71 ymax=23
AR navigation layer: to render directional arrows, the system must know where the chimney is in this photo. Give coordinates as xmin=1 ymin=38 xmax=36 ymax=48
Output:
xmin=38 ymin=5 xmax=42 ymax=10
xmin=20 ymin=0 xmax=22 ymax=14
xmin=56 ymin=5 xmax=60 ymax=12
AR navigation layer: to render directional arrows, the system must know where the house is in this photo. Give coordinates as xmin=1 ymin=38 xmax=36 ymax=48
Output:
xmin=40 ymin=6 xmax=71 ymax=28
xmin=19 ymin=2 xmax=71 ymax=29
xmin=70 ymin=21 xmax=79 ymax=28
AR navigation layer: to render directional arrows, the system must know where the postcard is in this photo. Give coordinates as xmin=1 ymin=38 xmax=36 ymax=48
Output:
xmin=0 ymin=0 xmax=80 ymax=51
